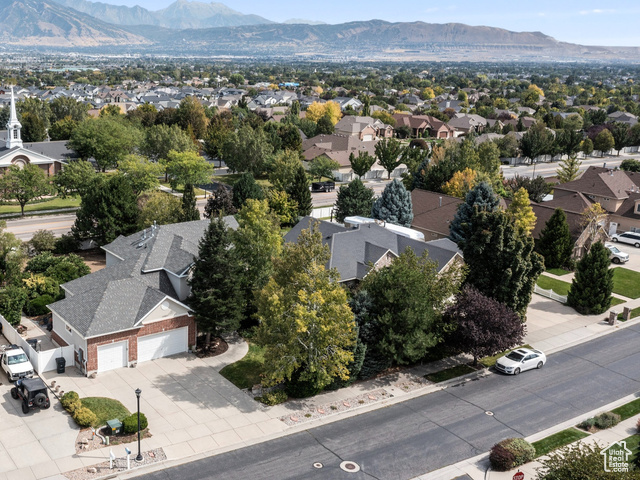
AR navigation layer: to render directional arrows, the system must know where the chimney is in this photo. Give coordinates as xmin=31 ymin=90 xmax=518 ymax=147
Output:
xmin=439 ymin=196 xmax=442 ymax=207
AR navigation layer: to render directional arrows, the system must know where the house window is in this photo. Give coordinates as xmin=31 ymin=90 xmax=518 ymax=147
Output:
xmin=13 ymin=127 xmax=18 ymax=139
xmin=65 ymin=324 xmax=72 ymax=334
xmin=637 ymin=204 xmax=640 ymax=213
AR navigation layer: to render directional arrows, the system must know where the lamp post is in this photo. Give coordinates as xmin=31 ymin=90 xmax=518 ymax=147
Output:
xmin=135 ymin=388 xmax=142 ymax=462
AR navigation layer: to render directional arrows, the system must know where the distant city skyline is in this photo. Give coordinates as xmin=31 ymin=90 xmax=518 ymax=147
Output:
xmin=98 ymin=0 xmax=640 ymax=47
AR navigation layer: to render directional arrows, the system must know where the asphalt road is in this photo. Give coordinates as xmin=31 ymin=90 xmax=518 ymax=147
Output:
xmin=500 ymin=154 xmax=630 ymax=179
xmin=134 ymin=324 xmax=640 ymax=480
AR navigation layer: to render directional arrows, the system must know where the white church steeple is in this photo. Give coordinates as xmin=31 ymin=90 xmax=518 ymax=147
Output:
xmin=6 ymin=86 xmax=22 ymax=150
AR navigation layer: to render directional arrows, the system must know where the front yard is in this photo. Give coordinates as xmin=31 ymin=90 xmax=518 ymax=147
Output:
xmin=219 ymin=343 xmax=266 ymax=389
xmin=537 ymin=275 xmax=571 ymax=296
xmin=612 ymin=267 xmax=640 ymax=299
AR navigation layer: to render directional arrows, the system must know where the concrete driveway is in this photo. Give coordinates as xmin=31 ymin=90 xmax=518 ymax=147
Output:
xmin=0 ymin=375 xmax=78 ymax=479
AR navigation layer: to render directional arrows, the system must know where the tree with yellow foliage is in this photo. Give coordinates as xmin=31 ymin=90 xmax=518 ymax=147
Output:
xmin=442 ymin=168 xmax=479 ymax=199
xmin=305 ymin=101 xmax=342 ymax=125
xmin=506 ymin=187 xmax=537 ymax=235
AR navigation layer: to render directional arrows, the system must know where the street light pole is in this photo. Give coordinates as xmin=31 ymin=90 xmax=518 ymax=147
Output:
xmin=135 ymin=388 xmax=142 ymax=462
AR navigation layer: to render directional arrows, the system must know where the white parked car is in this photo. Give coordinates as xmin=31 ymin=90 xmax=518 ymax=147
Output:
xmin=495 ymin=348 xmax=546 ymax=375
xmin=611 ymin=231 xmax=640 ymax=248
xmin=605 ymin=243 xmax=630 ymax=264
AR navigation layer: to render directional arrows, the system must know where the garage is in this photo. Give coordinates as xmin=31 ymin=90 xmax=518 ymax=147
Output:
xmin=363 ymin=134 xmax=373 ymax=141
xmin=97 ymin=341 xmax=128 ymax=373
xmin=137 ymin=327 xmax=188 ymax=363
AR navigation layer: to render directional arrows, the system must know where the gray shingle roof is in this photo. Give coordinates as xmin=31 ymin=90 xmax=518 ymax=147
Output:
xmin=285 ymin=217 xmax=461 ymax=282
xmin=50 ymin=217 xmax=237 ymax=338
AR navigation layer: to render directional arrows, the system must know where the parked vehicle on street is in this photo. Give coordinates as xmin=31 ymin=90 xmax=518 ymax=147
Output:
xmin=11 ymin=378 xmax=50 ymax=414
xmin=495 ymin=348 xmax=547 ymax=375
xmin=311 ymin=181 xmax=336 ymax=192
xmin=605 ymin=243 xmax=630 ymax=264
xmin=1 ymin=345 xmax=35 ymax=381
xmin=611 ymin=231 xmax=640 ymax=248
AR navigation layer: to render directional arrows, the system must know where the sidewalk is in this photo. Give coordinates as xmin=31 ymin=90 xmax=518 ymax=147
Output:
xmin=4 ymin=293 xmax=640 ymax=480
xmin=418 ymin=393 xmax=640 ymax=480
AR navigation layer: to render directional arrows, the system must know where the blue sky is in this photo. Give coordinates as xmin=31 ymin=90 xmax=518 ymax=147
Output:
xmin=105 ymin=0 xmax=640 ymax=46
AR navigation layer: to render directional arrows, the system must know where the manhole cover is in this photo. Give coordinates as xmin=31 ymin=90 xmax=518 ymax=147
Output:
xmin=313 ymin=462 xmax=323 ymax=469
xmin=485 ymin=411 xmax=494 ymax=416
xmin=340 ymin=461 xmax=361 ymax=473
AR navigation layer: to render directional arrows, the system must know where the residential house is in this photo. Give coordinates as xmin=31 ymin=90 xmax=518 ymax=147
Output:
xmin=447 ymin=114 xmax=488 ymax=137
xmin=285 ymin=217 xmax=462 ymax=287
xmin=608 ymin=111 xmax=638 ymax=126
xmin=392 ymin=114 xmax=455 ymax=139
xmin=48 ymin=217 xmax=238 ymax=375
xmin=334 ymin=116 xmax=393 ymax=140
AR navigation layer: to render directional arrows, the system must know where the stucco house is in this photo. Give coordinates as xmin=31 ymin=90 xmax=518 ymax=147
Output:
xmin=48 ymin=218 xmax=237 ymax=376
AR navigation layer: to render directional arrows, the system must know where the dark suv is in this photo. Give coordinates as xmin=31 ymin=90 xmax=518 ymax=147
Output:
xmin=11 ymin=378 xmax=50 ymax=414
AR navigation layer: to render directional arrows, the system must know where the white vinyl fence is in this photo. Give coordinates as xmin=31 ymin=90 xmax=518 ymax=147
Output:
xmin=534 ymin=285 xmax=568 ymax=304
xmin=310 ymin=206 xmax=334 ymax=219
xmin=0 ymin=315 xmax=74 ymax=375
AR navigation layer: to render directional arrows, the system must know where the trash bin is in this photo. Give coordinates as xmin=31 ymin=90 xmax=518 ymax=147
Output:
xmin=56 ymin=357 xmax=66 ymax=374
xmin=106 ymin=419 xmax=123 ymax=435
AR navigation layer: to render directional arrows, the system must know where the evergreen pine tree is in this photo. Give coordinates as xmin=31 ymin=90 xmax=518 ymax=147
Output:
xmin=232 ymin=172 xmax=264 ymax=210
xmin=567 ymin=242 xmax=614 ymax=315
xmin=462 ymin=210 xmax=544 ymax=317
xmin=556 ymin=155 xmax=582 ymax=183
xmin=371 ymin=179 xmax=413 ymax=227
xmin=187 ymin=216 xmax=244 ymax=347
xmin=180 ymin=183 xmax=200 ymax=222
xmin=286 ymin=165 xmax=312 ymax=217
xmin=449 ymin=181 xmax=500 ymax=247
xmin=537 ymin=208 xmax=573 ymax=269
xmin=334 ymin=178 xmax=375 ymax=223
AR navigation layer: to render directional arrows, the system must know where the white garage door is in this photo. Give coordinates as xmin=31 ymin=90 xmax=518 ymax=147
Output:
xmin=97 ymin=341 xmax=128 ymax=373
xmin=363 ymin=134 xmax=373 ymax=141
xmin=137 ymin=327 xmax=188 ymax=363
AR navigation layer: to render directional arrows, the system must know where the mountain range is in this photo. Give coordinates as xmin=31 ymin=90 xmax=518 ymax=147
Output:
xmin=0 ymin=0 xmax=638 ymax=61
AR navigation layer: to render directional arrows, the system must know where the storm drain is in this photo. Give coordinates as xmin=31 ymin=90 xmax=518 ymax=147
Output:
xmin=485 ymin=411 xmax=494 ymax=416
xmin=340 ymin=461 xmax=361 ymax=473
xmin=313 ymin=462 xmax=323 ymax=469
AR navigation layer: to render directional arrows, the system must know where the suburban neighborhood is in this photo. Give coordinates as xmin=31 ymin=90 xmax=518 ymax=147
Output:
xmin=1 ymin=13 xmax=640 ymax=480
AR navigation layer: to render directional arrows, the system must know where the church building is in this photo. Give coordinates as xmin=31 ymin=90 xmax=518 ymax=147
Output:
xmin=0 ymin=87 xmax=70 ymax=175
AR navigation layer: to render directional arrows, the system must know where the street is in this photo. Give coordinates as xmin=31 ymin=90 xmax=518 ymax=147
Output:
xmin=500 ymin=153 xmax=632 ymax=179
xmin=134 ymin=324 xmax=640 ymax=480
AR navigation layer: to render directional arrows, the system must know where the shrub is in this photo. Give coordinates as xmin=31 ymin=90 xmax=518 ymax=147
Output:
xmin=578 ymin=417 xmax=596 ymax=430
xmin=30 ymin=230 xmax=56 ymax=253
xmin=489 ymin=443 xmax=516 ymax=471
xmin=60 ymin=391 xmax=80 ymax=411
xmin=73 ymin=407 xmax=98 ymax=427
xmin=123 ymin=413 xmax=148 ymax=434
xmin=256 ymin=390 xmax=288 ymax=406
xmin=54 ymin=234 xmax=79 ymax=254
xmin=489 ymin=438 xmax=535 ymax=471
xmin=24 ymin=295 xmax=54 ymax=316
xmin=594 ymin=411 xmax=621 ymax=429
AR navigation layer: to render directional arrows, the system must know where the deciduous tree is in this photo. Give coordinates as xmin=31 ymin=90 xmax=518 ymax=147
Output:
xmin=349 ymin=151 xmax=376 ymax=178
xmin=140 ymin=124 xmax=196 ymax=162
xmin=255 ymin=224 xmax=356 ymax=390
xmin=0 ymin=164 xmax=52 ymax=217
xmin=164 ymin=151 xmax=213 ymax=190
xmin=375 ymin=138 xmax=404 ymax=179
xmin=505 ymin=187 xmax=537 ymax=235
xmin=442 ymin=168 xmax=478 ymax=199
xmin=593 ymin=129 xmax=614 ymax=156
xmin=222 ymin=125 xmax=273 ymax=176
xmin=444 ymin=285 xmax=525 ymax=366
xmin=137 ymin=191 xmax=182 ymax=228
xmin=175 ymin=96 xmax=208 ymax=139
xmin=204 ymin=187 xmax=236 ymax=218
xmin=309 ymin=156 xmax=339 ymax=181
xmin=54 ymin=160 xmax=97 ymax=198
xmin=232 ymin=172 xmax=264 ymax=210
xmin=360 ymin=248 xmax=464 ymax=365
xmin=117 ymin=155 xmax=163 ymax=195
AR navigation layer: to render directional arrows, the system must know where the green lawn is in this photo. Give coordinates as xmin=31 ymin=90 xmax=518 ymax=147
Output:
xmin=425 ymin=364 xmax=476 ymax=383
xmin=546 ymin=268 xmax=571 ymax=276
xmin=611 ymin=297 xmax=626 ymax=307
xmin=537 ymin=275 xmax=572 ymax=296
xmin=0 ymin=196 xmax=81 ymax=215
xmin=619 ymin=306 xmax=640 ymax=321
xmin=480 ymin=345 xmax=533 ymax=368
xmin=612 ymin=398 xmax=640 ymax=420
xmin=160 ymin=182 xmax=206 ymax=196
xmin=612 ymin=268 xmax=640 ymax=299
xmin=210 ymin=175 xmax=272 ymax=189
xmin=623 ymin=434 xmax=640 ymax=465
xmin=81 ymin=397 xmax=130 ymax=427
xmin=219 ymin=343 xmax=266 ymax=390
xmin=532 ymin=427 xmax=590 ymax=458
